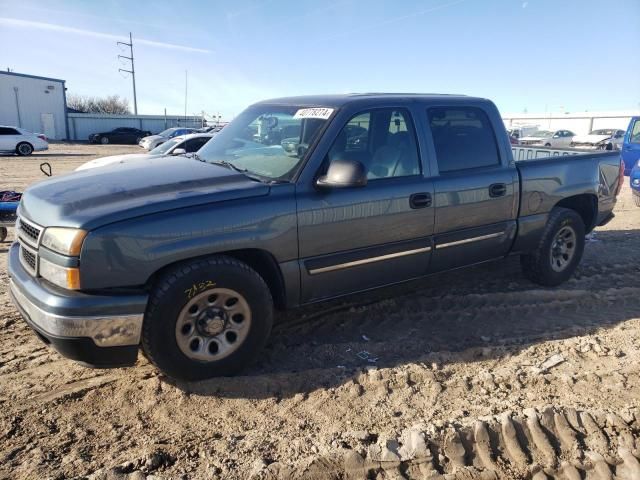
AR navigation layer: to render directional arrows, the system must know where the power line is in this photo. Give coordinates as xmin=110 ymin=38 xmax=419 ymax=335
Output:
xmin=117 ymin=32 xmax=138 ymax=115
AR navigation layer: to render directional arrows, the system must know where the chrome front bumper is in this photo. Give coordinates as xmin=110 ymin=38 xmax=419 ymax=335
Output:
xmin=7 ymin=242 xmax=147 ymax=349
xmin=9 ymin=280 xmax=143 ymax=347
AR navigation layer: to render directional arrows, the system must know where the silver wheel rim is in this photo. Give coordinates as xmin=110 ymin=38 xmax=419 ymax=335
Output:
xmin=101 ymin=137 xmax=108 ymax=144
xmin=19 ymin=144 xmax=32 ymax=155
xmin=550 ymin=225 xmax=577 ymax=272
xmin=175 ymin=287 xmax=251 ymax=362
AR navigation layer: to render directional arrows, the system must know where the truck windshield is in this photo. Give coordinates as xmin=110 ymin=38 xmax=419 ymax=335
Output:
xmin=195 ymin=105 xmax=333 ymax=181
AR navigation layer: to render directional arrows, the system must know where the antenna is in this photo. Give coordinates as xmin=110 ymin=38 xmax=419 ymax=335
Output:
xmin=184 ymin=70 xmax=188 ymax=124
xmin=117 ymin=32 xmax=138 ymax=115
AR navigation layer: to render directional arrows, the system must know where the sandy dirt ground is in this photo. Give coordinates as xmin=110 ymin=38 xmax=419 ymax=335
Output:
xmin=0 ymin=144 xmax=639 ymax=479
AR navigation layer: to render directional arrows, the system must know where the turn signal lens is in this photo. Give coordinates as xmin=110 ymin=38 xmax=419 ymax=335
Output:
xmin=39 ymin=257 xmax=81 ymax=290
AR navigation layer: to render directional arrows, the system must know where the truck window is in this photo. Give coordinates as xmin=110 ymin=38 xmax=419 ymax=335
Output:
xmin=327 ymin=108 xmax=420 ymax=179
xmin=428 ymin=107 xmax=500 ymax=173
xmin=631 ymin=120 xmax=640 ymax=144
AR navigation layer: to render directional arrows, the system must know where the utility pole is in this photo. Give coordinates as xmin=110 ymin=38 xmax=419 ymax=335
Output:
xmin=117 ymin=32 xmax=138 ymax=115
xmin=184 ymin=70 xmax=188 ymax=125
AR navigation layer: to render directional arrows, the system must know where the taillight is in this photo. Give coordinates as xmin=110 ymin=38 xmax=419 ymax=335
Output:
xmin=614 ymin=159 xmax=624 ymax=196
xmin=37 ymin=134 xmax=47 ymax=141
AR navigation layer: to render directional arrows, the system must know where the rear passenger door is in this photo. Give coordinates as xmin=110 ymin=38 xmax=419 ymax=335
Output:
xmin=424 ymin=106 xmax=518 ymax=272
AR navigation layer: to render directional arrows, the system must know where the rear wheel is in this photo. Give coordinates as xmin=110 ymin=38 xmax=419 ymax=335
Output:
xmin=135 ymin=137 xmax=142 ymax=144
xmin=520 ymin=207 xmax=585 ymax=286
xmin=142 ymin=255 xmax=274 ymax=381
xmin=544 ymin=143 xmax=551 ymax=147
xmin=0 ymin=227 xmax=7 ymax=242
xmin=100 ymin=137 xmax=109 ymax=145
xmin=16 ymin=142 xmax=33 ymax=156
xmin=634 ymin=195 xmax=640 ymax=207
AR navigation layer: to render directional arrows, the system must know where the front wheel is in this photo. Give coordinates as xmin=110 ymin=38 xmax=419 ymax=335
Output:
xmin=100 ymin=137 xmax=109 ymax=145
xmin=0 ymin=227 xmax=7 ymax=242
xmin=634 ymin=195 xmax=640 ymax=207
xmin=142 ymin=256 xmax=273 ymax=381
xmin=16 ymin=142 xmax=33 ymax=156
xmin=520 ymin=207 xmax=585 ymax=286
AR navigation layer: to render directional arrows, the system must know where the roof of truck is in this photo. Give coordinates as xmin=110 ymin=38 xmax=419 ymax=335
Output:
xmin=253 ymin=93 xmax=487 ymax=108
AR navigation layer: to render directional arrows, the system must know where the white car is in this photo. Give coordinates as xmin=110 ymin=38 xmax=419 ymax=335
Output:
xmin=571 ymin=129 xmax=626 ymax=150
xmin=138 ymin=127 xmax=198 ymax=150
xmin=0 ymin=126 xmax=48 ymax=156
xmin=519 ymin=129 xmax=575 ymax=148
xmin=77 ymin=133 xmax=213 ymax=171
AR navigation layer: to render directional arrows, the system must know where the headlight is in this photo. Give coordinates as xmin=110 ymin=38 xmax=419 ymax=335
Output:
xmin=39 ymin=257 xmax=81 ymax=289
xmin=40 ymin=227 xmax=87 ymax=256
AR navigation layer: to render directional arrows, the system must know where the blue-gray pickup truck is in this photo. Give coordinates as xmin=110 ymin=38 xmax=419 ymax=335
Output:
xmin=8 ymin=94 xmax=625 ymax=380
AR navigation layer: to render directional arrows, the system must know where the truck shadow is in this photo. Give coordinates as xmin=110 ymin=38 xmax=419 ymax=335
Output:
xmin=163 ymin=228 xmax=640 ymax=399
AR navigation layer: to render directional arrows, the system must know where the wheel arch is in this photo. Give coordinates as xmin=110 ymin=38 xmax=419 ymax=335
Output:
xmin=146 ymin=248 xmax=287 ymax=310
xmin=554 ymin=193 xmax=598 ymax=232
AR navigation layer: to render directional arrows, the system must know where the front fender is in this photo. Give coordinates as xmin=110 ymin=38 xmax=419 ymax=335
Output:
xmin=79 ymin=185 xmax=297 ymax=290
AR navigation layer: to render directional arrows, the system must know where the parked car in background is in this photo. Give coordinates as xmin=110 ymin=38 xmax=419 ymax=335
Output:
xmin=0 ymin=126 xmax=48 ymax=156
xmin=197 ymin=125 xmax=226 ymax=134
xmin=621 ymin=116 xmax=640 ymax=175
xmin=508 ymin=135 xmax=519 ymax=145
xmin=76 ymin=133 xmax=214 ymax=171
xmin=519 ymin=129 xmax=575 ymax=148
xmin=88 ymin=127 xmax=152 ymax=145
xmin=506 ymin=125 xmax=539 ymax=139
xmin=139 ymin=128 xmax=198 ymax=150
xmin=571 ymin=129 xmax=626 ymax=151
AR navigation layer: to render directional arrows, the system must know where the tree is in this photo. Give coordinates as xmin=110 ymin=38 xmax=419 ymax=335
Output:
xmin=67 ymin=94 xmax=131 ymax=115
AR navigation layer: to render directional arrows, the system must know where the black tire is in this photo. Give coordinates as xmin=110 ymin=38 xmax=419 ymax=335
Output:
xmin=520 ymin=207 xmax=585 ymax=286
xmin=634 ymin=195 xmax=640 ymax=207
xmin=605 ymin=143 xmax=613 ymax=151
xmin=100 ymin=136 xmax=109 ymax=145
xmin=0 ymin=227 xmax=7 ymax=242
xmin=142 ymin=255 xmax=273 ymax=381
xmin=16 ymin=142 xmax=33 ymax=156
xmin=544 ymin=143 xmax=551 ymax=147
xmin=135 ymin=137 xmax=142 ymax=144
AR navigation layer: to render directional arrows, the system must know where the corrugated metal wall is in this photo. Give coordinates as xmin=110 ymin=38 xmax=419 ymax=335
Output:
xmin=67 ymin=114 xmax=205 ymax=140
xmin=0 ymin=72 xmax=67 ymax=139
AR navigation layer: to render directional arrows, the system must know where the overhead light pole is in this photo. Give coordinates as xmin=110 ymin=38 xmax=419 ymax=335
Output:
xmin=117 ymin=32 xmax=138 ymax=115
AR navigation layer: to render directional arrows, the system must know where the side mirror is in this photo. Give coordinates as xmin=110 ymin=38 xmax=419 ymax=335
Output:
xmin=172 ymin=148 xmax=187 ymax=155
xmin=316 ymin=159 xmax=367 ymax=188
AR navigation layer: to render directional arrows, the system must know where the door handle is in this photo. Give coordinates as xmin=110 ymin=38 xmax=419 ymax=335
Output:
xmin=410 ymin=192 xmax=432 ymax=209
xmin=489 ymin=183 xmax=507 ymax=198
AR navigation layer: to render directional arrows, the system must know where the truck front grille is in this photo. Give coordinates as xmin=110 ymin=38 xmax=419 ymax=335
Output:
xmin=16 ymin=216 xmax=42 ymax=276
xmin=17 ymin=217 xmax=42 ymax=247
xmin=20 ymin=244 xmax=37 ymax=274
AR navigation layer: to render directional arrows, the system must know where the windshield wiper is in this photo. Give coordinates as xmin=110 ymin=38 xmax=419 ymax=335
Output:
xmin=210 ymin=159 xmax=249 ymax=174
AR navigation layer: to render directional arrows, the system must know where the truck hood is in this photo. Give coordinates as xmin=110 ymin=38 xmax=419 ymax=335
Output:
xmin=19 ymin=157 xmax=270 ymax=230
xmin=75 ymin=153 xmax=156 ymax=171
xmin=572 ymin=134 xmax=611 ymax=144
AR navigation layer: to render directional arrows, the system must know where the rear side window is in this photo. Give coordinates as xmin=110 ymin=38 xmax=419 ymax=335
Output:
xmin=0 ymin=127 xmax=19 ymax=135
xmin=630 ymin=120 xmax=640 ymax=144
xmin=428 ymin=107 xmax=500 ymax=173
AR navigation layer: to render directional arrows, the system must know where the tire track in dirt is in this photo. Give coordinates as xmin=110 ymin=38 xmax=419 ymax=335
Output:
xmin=252 ymin=406 xmax=640 ymax=479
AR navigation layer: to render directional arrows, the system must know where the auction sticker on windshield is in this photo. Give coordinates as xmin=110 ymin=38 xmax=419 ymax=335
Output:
xmin=293 ymin=108 xmax=334 ymax=120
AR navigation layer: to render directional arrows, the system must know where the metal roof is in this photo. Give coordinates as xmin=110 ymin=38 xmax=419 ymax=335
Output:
xmin=0 ymin=70 xmax=66 ymax=83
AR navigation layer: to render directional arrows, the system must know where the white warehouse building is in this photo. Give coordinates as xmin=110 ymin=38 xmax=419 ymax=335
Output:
xmin=0 ymin=71 xmax=69 ymax=140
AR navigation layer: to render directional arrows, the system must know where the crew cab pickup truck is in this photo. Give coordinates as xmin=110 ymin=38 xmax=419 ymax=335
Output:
xmin=8 ymin=94 xmax=624 ymax=381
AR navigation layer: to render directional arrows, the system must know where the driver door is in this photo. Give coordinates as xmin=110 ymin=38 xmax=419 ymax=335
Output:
xmin=296 ymin=107 xmax=435 ymax=302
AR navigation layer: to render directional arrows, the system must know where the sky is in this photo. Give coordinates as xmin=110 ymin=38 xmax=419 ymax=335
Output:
xmin=1 ymin=0 xmax=639 ymax=120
